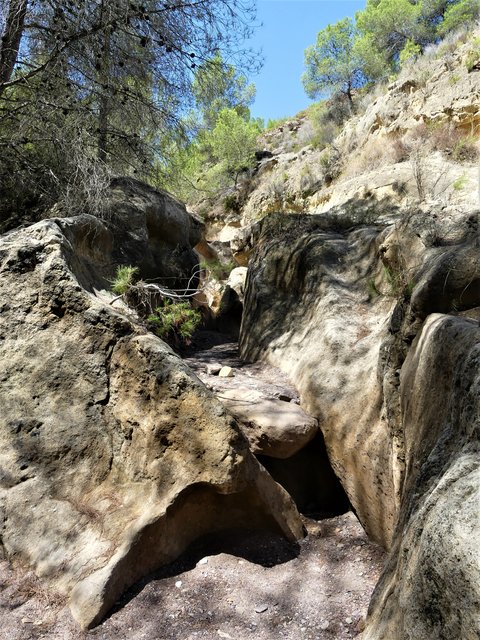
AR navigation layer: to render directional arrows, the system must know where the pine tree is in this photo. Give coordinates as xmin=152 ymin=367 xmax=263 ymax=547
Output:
xmin=0 ymin=0 xmax=258 ymax=222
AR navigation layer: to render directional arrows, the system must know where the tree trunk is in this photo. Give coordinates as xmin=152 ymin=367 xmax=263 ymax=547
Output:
xmin=97 ymin=3 xmax=111 ymax=163
xmin=0 ymin=0 xmax=29 ymax=96
xmin=345 ymin=84 xmax=354 ymax=109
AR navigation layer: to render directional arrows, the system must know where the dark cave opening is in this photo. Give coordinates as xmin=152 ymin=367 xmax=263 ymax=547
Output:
xmin=257 ymin=431 xmax=351 ymax=518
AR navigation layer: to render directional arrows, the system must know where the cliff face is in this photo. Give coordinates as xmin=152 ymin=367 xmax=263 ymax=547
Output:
xmin=238 ymin=204 xmax=479 ymax=638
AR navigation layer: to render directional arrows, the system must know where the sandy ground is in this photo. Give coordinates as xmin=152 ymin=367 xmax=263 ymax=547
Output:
xmin=0 ymin=512 xmax=384 ymax=640
xmin=0 ymin=335 xmax=386 ymax=640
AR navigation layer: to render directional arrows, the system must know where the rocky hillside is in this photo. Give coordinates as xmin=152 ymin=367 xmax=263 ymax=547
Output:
xmin=198 ymin=27 xmax=479 ymax=251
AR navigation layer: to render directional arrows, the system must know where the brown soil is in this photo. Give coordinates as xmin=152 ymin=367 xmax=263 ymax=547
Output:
xmin=0 ymin=334 xmax=386 ymax=640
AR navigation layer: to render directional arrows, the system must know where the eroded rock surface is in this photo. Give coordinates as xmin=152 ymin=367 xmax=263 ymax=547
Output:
xmin=363 ymin=313 xmax=480 ymax=640
xmin=239 ymin=205 xmax=480 ymax=638
xmin=0 ymin=185 xmax=303 ymax=630
xmin=241 ymin=212 xmax=399 ymax=546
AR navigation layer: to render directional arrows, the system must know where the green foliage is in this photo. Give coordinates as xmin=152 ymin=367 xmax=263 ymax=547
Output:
xmin=383 ymin=263 xmax=415 ymax=300
xmin=301 ymin=0 xmax=480 ymax=112
xmin=351 ymin=33 xmax=390 ymax=80
xmin=0 ymin=0 xmax=259 ymax=223
xmin=111 ymin=266 xmax=140 ymax=295
xmin=302 ymin=18 xmax=366 ymax=104
xmin=147 ymin=301 xmax=201 ymax=344
xmin=400 ymin=39 xmax=422 ymax=66
xmin=110 ymin=265 xmax=201 ymax=346
xmin=200 ymin=259 xmax=236 ymax=280
xmin=465 ymin=46 xmax=480 ymax=71
xmin=453 ymin=174 xmax=468 ymax=190
xmin=356 ymin=0 xmax=424 ymax=63
xmin=154 ymin=49 xmax=262 ymax=202
xmin=438 ymin=0 xmax=480 ymax=37
xmin=202 ymin=107 xmax=262 ymax=185
xmin=266 ymin=116 xmax=289 ymax=130
xmin=192 ymin=53 xmax=256 ymax=130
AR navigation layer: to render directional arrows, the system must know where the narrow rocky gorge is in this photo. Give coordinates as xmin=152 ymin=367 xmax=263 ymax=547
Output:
xmin=0 ymin=27 xmax=479 ymax=639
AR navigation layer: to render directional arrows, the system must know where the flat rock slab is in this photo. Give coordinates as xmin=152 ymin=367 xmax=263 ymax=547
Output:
xmin=217 ymin=388 xmax=318 ymax=459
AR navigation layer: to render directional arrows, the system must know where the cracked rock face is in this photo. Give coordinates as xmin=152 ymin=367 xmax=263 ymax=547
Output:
xmin=0 ymin=187 xmax=303 ymax=629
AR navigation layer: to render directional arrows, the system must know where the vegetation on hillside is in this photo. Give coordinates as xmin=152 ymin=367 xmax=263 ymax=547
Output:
xmin=0 ymin=0 xmax=259 ymax=225
xmin=158 ymin=53 xmax=263 ymax=202
xmin=0 ymin=0 xmax=478 ymax=228
xmin=303 ymin=0 xmax=480 ymax=101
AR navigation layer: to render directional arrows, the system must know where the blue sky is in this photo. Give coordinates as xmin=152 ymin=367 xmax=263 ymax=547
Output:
xmin=249 ymin=0 xmax=365 ymax=121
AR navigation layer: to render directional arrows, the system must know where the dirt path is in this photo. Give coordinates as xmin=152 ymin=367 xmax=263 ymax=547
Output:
xmin=0 ymin=513 xmax=384 ymax=640
xmin=0 ymin=335 xmax=386 ymax=640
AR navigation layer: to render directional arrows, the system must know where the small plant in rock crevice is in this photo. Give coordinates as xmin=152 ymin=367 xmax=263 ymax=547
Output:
xmin=110 ymin=265 xmax=202 ymax=347
xmin=200 ymin=259 xmax=236 ymax=281
xmin=111 ymin=265 xmax=140 ymax=295
xmin=147 ymin=300 xmax=201 ymax=345
xmin=465 ymin=47 xmax=480 ymax=71
xmin=453 ymin=174 xmax=468 ymax=191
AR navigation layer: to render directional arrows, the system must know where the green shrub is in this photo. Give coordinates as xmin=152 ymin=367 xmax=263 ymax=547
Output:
xmin=266 ymin=116 xmax=289 ymax=130
xmin=111 ymin=266 xmax=139 ymax=295
xmin=200 ymin=259 xmax=236 ymax=281
xmin=453 ymin=174 xmax=468 ymax=190
xmin=400 ymin=39 xmax=421 ymax=66
xmin=465 ymin=49 xmax=480 ymax=71
xmin=147 ymin=300 xmax=201 ymax=344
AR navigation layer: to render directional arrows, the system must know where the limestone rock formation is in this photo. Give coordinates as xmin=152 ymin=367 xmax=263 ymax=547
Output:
xmin=0 ymin=183 xmax=303 ymax=630
xmin=239 ymin=205 xmax=480 ymax=637
xmin=218 ymin=387 xmax=318 ymax=458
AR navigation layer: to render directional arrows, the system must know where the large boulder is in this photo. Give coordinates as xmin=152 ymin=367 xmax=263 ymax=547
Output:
xmin=239 ymin=206 xmax=480 ymax=637
xmin=240 ymin=212 xmax=400 ymax=546
xmin=105 ymin=177 xmax=203 ymax=285
xmin=0 ymin=189 xmax=303 ymax=630
xmin=363 ymin=314 xmax=480 ymax=640
xmin=218 ymin=387 xmax=318 ymax=458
